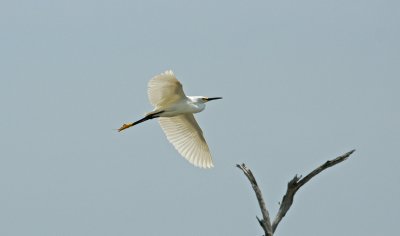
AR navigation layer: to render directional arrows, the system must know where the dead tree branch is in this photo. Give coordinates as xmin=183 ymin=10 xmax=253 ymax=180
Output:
xmin=236 ymin=164 xmax=273 ymax=236
xmin=237 ymin=149 xmax=355 ymax=236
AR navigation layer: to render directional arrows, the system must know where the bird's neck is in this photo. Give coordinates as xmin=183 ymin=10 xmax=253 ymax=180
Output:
xmin=189 ymin=101 xmax=206 ymax=113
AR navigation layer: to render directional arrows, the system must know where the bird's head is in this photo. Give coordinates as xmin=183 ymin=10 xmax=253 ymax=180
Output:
xmin=191 ymin=96 xmax=223 ymax=104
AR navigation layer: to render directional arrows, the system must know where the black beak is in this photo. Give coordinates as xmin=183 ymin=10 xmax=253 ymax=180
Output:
xmin=206 ymin=97 xmax=223 ymax=101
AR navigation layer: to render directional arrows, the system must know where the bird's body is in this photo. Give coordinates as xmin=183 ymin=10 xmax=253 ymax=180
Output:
xmin=149 ymin=96 xmax=205 ymax=117
xmin=118 ymin=70 xmax=222 ymax=168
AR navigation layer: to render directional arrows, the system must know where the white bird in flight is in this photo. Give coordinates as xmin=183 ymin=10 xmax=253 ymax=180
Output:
xmin=118 ymin=70 xmax=222 ymax=168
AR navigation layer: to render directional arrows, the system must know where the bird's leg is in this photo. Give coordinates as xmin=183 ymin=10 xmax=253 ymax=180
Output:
xmin=118 ymin=111 xmax=164 ymax=132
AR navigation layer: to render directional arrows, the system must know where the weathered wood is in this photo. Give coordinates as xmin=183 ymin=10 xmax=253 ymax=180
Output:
xmin=236 ymin=164 xmax=273 ymax=236
xmin=237 ymin=150 xmax=355 ymax=235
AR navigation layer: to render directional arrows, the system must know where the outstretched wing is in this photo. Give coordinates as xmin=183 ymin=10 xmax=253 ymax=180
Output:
xmin=148 ymin=70 xmax=186 ymax=107
xmin=158 ymin=114 xmax=214 ymax=168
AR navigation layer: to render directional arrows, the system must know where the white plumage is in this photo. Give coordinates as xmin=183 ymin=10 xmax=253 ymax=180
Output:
xmin=159 ymin=114 xmax=213 ymax=168
xmin=118 ymin=70 xmax=222 ymax=168
xmin=148 ymin=70 xmax=185 ymax=107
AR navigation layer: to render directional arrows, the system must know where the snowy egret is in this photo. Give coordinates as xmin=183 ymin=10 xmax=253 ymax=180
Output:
xmin=118 ymin=70 xmax=222 ymax=168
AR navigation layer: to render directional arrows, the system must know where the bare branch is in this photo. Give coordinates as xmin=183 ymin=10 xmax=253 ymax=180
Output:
xmin=236 ymin=163 xmax=273 ymax=236
xmin=295 ymin=149 xmax=356 ymax=190
xmin=272 ymin=149 xmax=355 ymax=233
xmin=237 ymin=150 xmax=356 ymax=235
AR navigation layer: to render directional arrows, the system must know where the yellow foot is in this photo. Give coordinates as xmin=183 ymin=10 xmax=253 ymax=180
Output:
xmin=118 ymin=123 xmax=134 ymax=132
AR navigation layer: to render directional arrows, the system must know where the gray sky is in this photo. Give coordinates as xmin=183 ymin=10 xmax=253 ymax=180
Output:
xmin=1 ymin=0 xmax=399 ymax=235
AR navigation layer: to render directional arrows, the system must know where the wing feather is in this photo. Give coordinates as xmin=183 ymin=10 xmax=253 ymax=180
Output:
xmin=148 ymin=70 xmax=186 ymax=107
xmin=158 ymin=114 xmax=214 ymax=168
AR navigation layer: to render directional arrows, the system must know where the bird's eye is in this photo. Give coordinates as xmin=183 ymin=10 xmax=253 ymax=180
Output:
xmin=202 ymin=98 xmax=208 ymax=102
